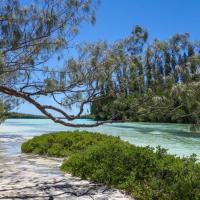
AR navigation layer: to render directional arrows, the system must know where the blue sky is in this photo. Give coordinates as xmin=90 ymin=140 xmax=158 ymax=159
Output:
xmin=17 ymin=0 xmax=200 ymax=115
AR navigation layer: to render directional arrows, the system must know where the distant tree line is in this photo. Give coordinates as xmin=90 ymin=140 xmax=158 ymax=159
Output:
xmin=4 ymin=112 xmax=47 ymax=119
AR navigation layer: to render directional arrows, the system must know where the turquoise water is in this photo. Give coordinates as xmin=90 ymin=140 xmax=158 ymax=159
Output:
xmin=0 ymin=119 xmax=200 ymax=159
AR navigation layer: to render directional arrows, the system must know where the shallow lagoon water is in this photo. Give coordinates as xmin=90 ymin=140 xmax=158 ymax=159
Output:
xmin=0 ymin=119 xmax=200 ymax=159
xmin=0 ymin=119 xmax=200 ymax=198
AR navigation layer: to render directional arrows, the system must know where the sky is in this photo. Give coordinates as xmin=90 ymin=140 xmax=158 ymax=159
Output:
xmin=17 ymin=0 xmax=200 ymax=115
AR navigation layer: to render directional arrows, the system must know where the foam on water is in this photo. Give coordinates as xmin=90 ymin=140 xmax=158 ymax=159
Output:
xmin=0 ymin=136 xmax=23 ymax=143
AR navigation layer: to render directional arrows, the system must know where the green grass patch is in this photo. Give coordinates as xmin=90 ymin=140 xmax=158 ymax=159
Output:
xmin=22 ymin=131 xmax=200 ymax=200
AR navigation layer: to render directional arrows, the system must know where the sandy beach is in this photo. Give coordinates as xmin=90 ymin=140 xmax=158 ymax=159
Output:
xmin=0 ymin=153 xmax=133 ymax=200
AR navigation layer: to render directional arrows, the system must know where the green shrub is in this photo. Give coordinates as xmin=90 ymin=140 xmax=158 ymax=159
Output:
xmin=22 ymin=131 xmax=200 ymax=200
xmin=61 ymin=140 xmax=200 ymax=200
xmin=21 ymin=131 xmax=121 ymax=157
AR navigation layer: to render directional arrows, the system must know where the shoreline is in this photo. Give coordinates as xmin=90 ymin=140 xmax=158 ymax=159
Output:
xmin=0 ymin=153 xmax=134 ymax=200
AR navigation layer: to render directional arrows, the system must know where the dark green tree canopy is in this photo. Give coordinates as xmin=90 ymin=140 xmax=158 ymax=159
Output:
xmin=88 ymin=30 xmax=200 ymax=127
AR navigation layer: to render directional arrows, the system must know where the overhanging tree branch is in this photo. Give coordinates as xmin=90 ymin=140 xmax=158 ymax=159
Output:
xmin=0 ymin=85 xmax=125 ymax=127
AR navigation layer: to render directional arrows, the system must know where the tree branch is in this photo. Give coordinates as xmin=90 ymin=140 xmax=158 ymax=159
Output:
xmin=0 ymin=85 xmax=125 ymax=127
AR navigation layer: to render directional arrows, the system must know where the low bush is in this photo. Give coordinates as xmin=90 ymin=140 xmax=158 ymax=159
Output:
xmin=22 ymin=131 xmax=200 ymax=200
xmin=21 ymin=131 xmax=120 ymax=157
